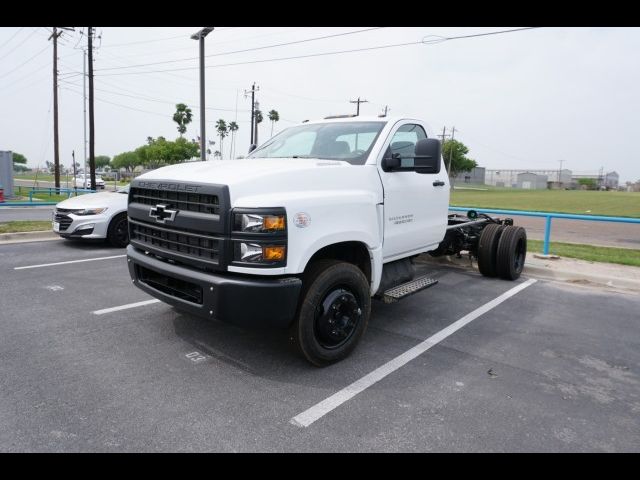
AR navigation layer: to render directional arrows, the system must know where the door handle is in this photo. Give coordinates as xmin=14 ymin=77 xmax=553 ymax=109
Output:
xmin=433 ymin=180 xmax=445 ymax=187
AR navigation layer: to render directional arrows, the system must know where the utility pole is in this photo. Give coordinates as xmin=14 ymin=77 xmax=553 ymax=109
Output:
xmin=50 ymin=27 xmax=60 ymax=191
xmin=88 ymin=27 xmax=96 ymax=191
xmin=349 ymin=97 xmax=368 ymax=116
xmin=437 ymin=126 xmax=451 ymax=145
xmin=245 ymin=83 xmax=259 ymax=145
xmin=254 ymin=100 xmax=260 ymax=146
xmin=82 ymin=49 xmax=87 ymax=176
xmin=191 ymin=27 xmax=214 ymax=162
xmin=558 ymin=159 xmax=564 ymax=185
xmin=72 ymin=150 xmax=77 ymax=193
xmin=48 ymin=26 xmax=74 ymax=192
xmin=447 ymin=126 xmax=456 ymax=188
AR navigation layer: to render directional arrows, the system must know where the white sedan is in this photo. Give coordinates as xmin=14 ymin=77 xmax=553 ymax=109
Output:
xmin=53 ymin=184 xmax=129 ymax=247
xmin=73 ymin=174 xmax=106 ymax=189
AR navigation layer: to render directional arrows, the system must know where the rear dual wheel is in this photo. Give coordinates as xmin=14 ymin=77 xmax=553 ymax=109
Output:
xmin=477 ymin=224 xmax=527 ymax=281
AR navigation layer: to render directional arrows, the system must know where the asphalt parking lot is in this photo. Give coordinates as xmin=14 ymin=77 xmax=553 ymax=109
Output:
xmin=1 ymin=239 xmax=639 ymax=452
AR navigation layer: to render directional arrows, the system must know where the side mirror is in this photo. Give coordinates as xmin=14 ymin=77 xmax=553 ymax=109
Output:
xmin=248 ymin=144 xmax=257 ymax=154
xmin=381 ymin=152 xmax=402 ymax=172
xmin=414 ymin=138 xmax=441 ymax=174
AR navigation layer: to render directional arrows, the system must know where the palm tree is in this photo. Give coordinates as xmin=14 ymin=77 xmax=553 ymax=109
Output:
xmin=215 ymin=119 xmax=228 ymax=159
xmin=173 ymin=103 xmax=193 ymax=137
xmin=213 ymin=150 xmax=221 ymax=159
xmin=268 ymin=109 xmax=279 ymax=137
xmin=228 ymin=121 xmax=239 ymax=159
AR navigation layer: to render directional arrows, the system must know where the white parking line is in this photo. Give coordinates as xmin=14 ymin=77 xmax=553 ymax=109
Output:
xmin=14 ymin=255 xmax=126 ymax=270
xmin=92 ymin=299 xmax=161 ymax=315
xmin=290 ymin=278 xmax=537 ymax=428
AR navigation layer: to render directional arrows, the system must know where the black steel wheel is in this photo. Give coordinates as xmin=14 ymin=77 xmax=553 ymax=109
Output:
xmin=107 ymin=212 xmax=129 ymax=248
xmin=477 ymin=223 xmax=504 ymax=277
xmin=291 ymin=260 xmax=371 ymax=367
xmin=496 ymin=226 xmax=527 ymax=280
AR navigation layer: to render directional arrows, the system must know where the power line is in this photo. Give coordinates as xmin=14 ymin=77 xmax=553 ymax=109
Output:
xmin=97 ymin=39 xmax=426 ymax=76
xmin=0 ymin=27 xmax=25 ymax=51
xmin=98 ymin=28 xmax=235 ymax=49
xmin=61 ymin=79 xmax=250 ymax=112
xmin=422 ymin=27 xmax=541 ymax=44
xmin=61 ymin=85 xmax=171 ymax=118
xmin=0 ymin=44 xmax=50 ymax=80
xmin=0 ymin=28 xmax=36 ymax=62
xmin=95 ymin=27 xmax=385 ymax=72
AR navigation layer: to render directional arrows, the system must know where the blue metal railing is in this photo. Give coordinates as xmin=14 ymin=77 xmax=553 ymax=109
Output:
xmin=450 ymin=206 xmax=640 ymax=255
xmin=0 ymin=187 xmax=96 ymax=207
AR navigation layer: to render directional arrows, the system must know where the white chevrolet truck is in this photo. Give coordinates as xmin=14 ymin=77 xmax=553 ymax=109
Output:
xmin=126 ymin=116 xmax=527 ymax=366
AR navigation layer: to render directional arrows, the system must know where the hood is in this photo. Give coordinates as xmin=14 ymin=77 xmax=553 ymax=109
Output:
xmin=135 ymin=158 xmax=380 ymax=206
xmin=56 ymin=191 xmax=125 ymax=209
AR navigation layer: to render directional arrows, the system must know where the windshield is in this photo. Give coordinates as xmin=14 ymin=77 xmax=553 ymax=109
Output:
xmin=247 ymin=121 xmax=386 ymax=165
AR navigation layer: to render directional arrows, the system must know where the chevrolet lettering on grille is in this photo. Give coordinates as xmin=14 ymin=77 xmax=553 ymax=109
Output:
xmin=149 ymin=204 xmax=177 ymax=223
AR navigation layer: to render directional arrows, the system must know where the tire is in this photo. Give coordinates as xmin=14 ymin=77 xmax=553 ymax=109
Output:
xmin=477 ymin=223 xmax=504 ymax=277
xmin=496 ymin=226 xmax=527 ymax=280
xmin=291 ymin=260 xmax=371 ymax=367
xmin=106 ymin=212 xmax=129 ymax=248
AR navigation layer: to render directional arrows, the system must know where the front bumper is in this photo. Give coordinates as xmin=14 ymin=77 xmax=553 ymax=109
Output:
xmin=126 ymin=245 xmax=302 ymax=328
xmin=54 ymin=212 xmax=110 ymax=239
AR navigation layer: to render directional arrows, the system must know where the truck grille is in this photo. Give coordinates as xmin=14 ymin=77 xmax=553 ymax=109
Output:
xmin=129 ymin=218 xmax=221 ymax=267
xmin=129 ymin=187 xmax=220 ymax=215
xmin=54 ymin=210 xmax=73 ymax=232
xmin=136 ymin=265 xmax=203 ymax=305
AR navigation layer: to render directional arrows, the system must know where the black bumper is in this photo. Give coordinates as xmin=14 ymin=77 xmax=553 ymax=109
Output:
xmin=126 ymin=245 xmax=302 ymax=328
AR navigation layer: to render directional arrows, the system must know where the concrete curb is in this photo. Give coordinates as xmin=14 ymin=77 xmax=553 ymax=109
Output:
xmin=0 ymin=230 xmax=60 ymax=244
xmin=417 ymin=253 xmax=640 ymax=294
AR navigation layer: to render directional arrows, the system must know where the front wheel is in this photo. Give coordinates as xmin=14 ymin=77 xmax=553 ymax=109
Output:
xmin=106 ymin=212 xmax=129 ymax=248
xmin=291 ymin=260 xmax=371 ymax=367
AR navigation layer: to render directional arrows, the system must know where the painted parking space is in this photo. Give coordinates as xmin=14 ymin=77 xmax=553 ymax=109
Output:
xmin=1 ymin=239 xmax=639 ymax=451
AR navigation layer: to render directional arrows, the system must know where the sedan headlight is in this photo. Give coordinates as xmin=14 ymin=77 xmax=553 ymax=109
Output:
xmin=234 ymin=212 xmax=286 ymax=233
xmin=72 ymin=207 xmax=108 ymax=216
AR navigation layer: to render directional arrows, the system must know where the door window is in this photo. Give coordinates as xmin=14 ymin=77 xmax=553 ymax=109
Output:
xmin=388 ymin=124 xmax=427 ymax=168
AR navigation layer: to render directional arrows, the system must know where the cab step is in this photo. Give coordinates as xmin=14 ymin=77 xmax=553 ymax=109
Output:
xmin=382 ymin=275 xmax=438 ymax=304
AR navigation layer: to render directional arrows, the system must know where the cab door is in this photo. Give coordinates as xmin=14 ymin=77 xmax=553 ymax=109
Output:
xmin=377 ymin=122 xmax=450 ymax=261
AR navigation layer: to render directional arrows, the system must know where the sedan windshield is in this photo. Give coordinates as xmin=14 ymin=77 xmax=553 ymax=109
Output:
xmin=247 ymin=121 xmax=386 ymax=165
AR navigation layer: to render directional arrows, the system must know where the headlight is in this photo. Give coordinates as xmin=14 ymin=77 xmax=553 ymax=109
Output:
xmin=234 ymin=211 xmax=286 ymax=233
xmin=237 ymin=243 xmax=286 ymax=263
xmin=72 ymin=208 xmax=107 ymax=216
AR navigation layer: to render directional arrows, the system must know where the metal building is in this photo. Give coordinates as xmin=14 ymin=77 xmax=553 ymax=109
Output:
xmin=517 ymin=172 xmax=548 ymax=190
xmin=453 ymin=167 xmax=486 ymax=185
xmin=0 ymin=151 xmax=14 ymax=199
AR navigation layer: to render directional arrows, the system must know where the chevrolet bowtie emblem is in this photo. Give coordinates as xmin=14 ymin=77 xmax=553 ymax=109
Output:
xmin=149 ymin=204 xmax=177 ymax=223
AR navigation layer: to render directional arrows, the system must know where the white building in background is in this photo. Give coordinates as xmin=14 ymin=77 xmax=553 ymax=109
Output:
xmin=485 ymin=169 xmax=572 ymax=188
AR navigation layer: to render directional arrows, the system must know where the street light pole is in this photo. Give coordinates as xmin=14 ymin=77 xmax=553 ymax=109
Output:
xmin=191 ymin=27 xmax=214 ymax=162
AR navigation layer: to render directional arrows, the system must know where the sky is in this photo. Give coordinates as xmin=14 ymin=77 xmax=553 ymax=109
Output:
xmin=1 ymin=26 xmax=639 ymax=183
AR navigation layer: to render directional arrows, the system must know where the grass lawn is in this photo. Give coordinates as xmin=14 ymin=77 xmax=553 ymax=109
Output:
xmin=528 ymin=239 xmax=640 ymax=267
xmin=0 ymin=220 xmax=52 ymax=234
xmin=451 ymin=188 xmax=640 ymax=218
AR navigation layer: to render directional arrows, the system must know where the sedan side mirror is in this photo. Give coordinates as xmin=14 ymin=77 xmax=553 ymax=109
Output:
xmin=414 ymin=138 xmax=442 ymax=174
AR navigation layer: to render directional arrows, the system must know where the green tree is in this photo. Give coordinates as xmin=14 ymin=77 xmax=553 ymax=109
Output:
xmin=268 ymin=109 xmax=279 ymax=137
xmin=112 ymin=151 xmax=141 ymax=172
xmin=228 ymin=121 xmax=239 ymax=159
xmin=12 ymin=152 xmax=27 ymax=165
xmin=577 ymin=178 xmax=597 ymax=190
xmin=442 ymin=139 xmax=477 ymax=183
xmin=173 ymin=103 xmax=193 ymax=137
xmin=136 ymin=136 xmax=199 ymax=169
xmin=95 ymin=155 xmax=111 ymax=169
xmin=215 ymin=119 xmax=228 ymax=159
